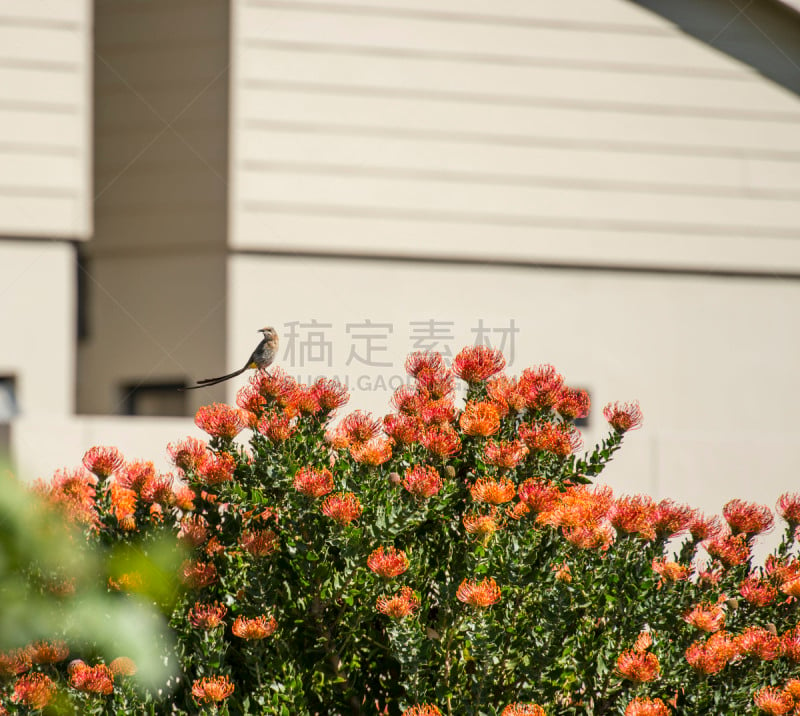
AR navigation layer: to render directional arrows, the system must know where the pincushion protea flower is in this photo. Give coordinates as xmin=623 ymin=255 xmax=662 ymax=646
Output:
xmin=401 ymin=705 xmax=443 ymax=716
xmin=685 ymin=631 xmax=736 ymax=674
xmin=752 ymin=686 xmax=794 ymax=715
xmin=29 ymin=640 xmax=68 ymax=665
xmin=194 ymin=403 xmax=246 ymax=439
xmin=340 ymin=410 xmax=382 ymax=445
xmin=167 ymin=436 xmax=208 ymax=472
xmin=555 ymin=387 xmax=591 ymax=420
xmin=470 ymin=477 xmax=516 ymax=505
xmin=518 ymin=478 xmax=559 ymax=515
xmin=180 ymin=560 xmax=218 ymax=589
xmin=518 ymin=364 xmax=564 ymax=410
xmin=0 ymin=649 xmax=31 ymax=678
xmin=683 ymin=600 xmax=725 ymax=632
xmin=459 ymin=401 xmax=501 ymax=437
xmin=178 ymin=514 xmax=208 ymax=548
xmin=232 ymin=614 xmax=278 ymax=640
xmin=501 ymin=705 xmax=546 ymax=716
xmin=189 ymin=601 xmax=228 ymax=630
xmin=603 ymin=400 xmax=643 ymax=432
xmin=11 ymin=673 xmax=56 ymax=710
xmin=421 ymin=426 xmax=461 ymax=457
xmin=312 ymin=377 xmax=349 ymax=412
xmin=403 ymin=465 xmax=443 ymax=499
xmin=350 ymin=437 xmax=393 ymax=466
xmin=463 ymin=510 xmax=503 ymax=542
xmin=783 ymin=625 xmax=800 ymax=661
xmin=405 ymin=351 xmax=445 ymax=378
xmin=376 ymin=586 xmax=420 ymax=618
xmin=192 ymin=675 xmax=234 ymax=703
xmin=723 ymin=499 xmax=774 ymax=536
xmin=740 ymin=576 xmax=777 ymax=606
xmin=196 ymin=452 xmax=236 ymax=486
xmin=109 ymin=657 xmax=137 ymax=677
xmin=518 ymin=421 xmax=582 ymax=457
xmin=257 ymin=412 xmax=296 ymax=442
xmin=384 ymin=413 xmax=423 ymax=445
xmin=368 ymin=546 xmax=410 ymax=578
xmin=624 ymin=697 xmax=671 ymax=716
xmin=321 ymin=492 xmax=362 ymax=525
xmin=651 ymin=558 xmax=690 ymax=585
xmin=609 ymin=494 xmax=657 ymax=540
xmin=705 ymin=533 xmax=750 ymax=568
xmin=240 ymin=528 xmax=279 ymax=557
xmin=484 ymin=439 xmax=528 ymax=469
xmin=69 ymin=662 xmax=114 ymax=694
xmin=736 ymin=627 xmax=782 ymax=661
xmin=777 ymin=492 xmax=800 ymax=527
xmin=615 ymin=650 xmax=660 ymax=682
xmin=293 ymin=466 xmax=335 ymax=498
xmin=82 ymin=446 xmax=123 ymax=478
xmin=456 ymin=577 xmax=501 ymax=607
xmin=452 ymin=345 xmax=505 ymax=383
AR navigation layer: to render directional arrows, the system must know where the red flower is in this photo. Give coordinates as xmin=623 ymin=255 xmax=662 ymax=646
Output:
xmin=562 ymin=523 xmax=616 ymax=551
xmin=419 ymin=399 xmax=456 ymax=426
xmin=685 ymin=631 xmax=736 ymax=674
xmin=180 ymin=560 xmax=218 ymax=589
xmin=291 ymin=385 xmax=322 ymax=416
xmin=69 ymin=662 xmax=114 ymax=695
xmin=194 ymin=403 xmax=246 ymax=439
xmin=555 ymin=387 xmax=591 ymax=421
xmin=501 ymin=705 xmax=546 ymax=716
xmin=688 ymin=512 xmax=723 ymax=541
xmin=452 ymin=345 xmax=505 ymax=383
xmin=652 ymin=499 xmax=693 ymax=538
xmin=340 ymin=411 xmax=382 ymax=445
xmin=392 ymin=385 xmax=424 ymax=415
xmin=487 ymin=375 xmax=526 ymax=414
xmin=603 ymin=401 xmax=643 ymax=432
xmin=196 ymin=452 xmax=236 ymax=486
xmin=705 ymin=533 xmax=750 ymax=568
xmin=256 ymin=412 xmax=297 ymax=442
xmin=232 ymin=614 xmax=278 ymax=640
xmin=116 ymin=460 xmax=155 ymax=492
xmin=293 ymin=467 xmax=335 ymax=498
xmin=192 ymin=675 xmax=234 ymax=703
xmin=384 ymin=413 xmax=423 ymax=445
xmin=463 ymin=510 xmax=504 ymax=542
xmin=484 ymin=439 xmax=528 ymax=469
xmin=312 ymin=377 xmax=350 ymax=412
xmin=29 ymin=640 xmax=69 ymax=665
xmin=45 ymin=468 xmax=99 ymax=528
xmin=12 ymin=673 xmax=56 ymax=709
xmin=178 ymin=514 xmax=209 ymax=548
xmin=350 ymin=437 xmax=393 ymax=466
xmin=376 ymin=586 xmax=420 ymax=618
xmin=518 ymin=364 xmax=565 ymax=410
xmin=683 ymin=601 xmax=725 ymax=632
xmin=82 ymin=446 xmax=123 ymax=479
xmin=518 ymin=479 xmax=559 ymax=515
xmin=405 ymin=351 xmax=445 ymax=378
xmin=240 ymin=528 xmax=279 ymax=557
xmin=753 ymin=686 xmax=793 ymax=715
xmin=777 ymin=493 xmax=800 ymax=527
xmin=421 ymin=426 xmax=461 ymax=458
xmin=609 ymin=495 xmax=657 ymax=540
xmin=189 ymin=601 xmax=228 ymax=630
xmin=401 ymin=706 xmax=443 ymax=716
xmin=416 ymin=370 xmax=455 ymax=402
xmin=0 ymin=648 xmax=31 ymax=678
xmin=624 ymin=697 xmax=671 ymax=716
xmin=140 ymin=474 xmax=175 ymax=506
xmin=723 ymin=499 xmax=774 ymax=536
xmin=740 ymin=576 xmax=777 ymax=606
xmin=470 ymin=477 xmax=516 ymax=505
xmin=456 ymin=577 xmax=501 ymax=607
xmin=403 ymin=465 xmax=443 ymax=499
xmin=735 ymin=627 xmax=781 ymax=661
xmin=167 ymin=437 xmax=208 ymax=472
xmin=367 ymin=546 xmax=409 ymax=579
xmin=321 ymin=492 xmax=362 ymax=525
xmin=783 ymin=625 xmax=800 ymax=661
xmin=459 ymin=401 xmax=501 ymax=437
xmin=251 ymin=367 xmax=298 ymax=407
xmin=616 ymin=650 xmax=660 ymax=682
xmin=518 ymin=421 xmax=582 ymax=457
xmin=109 ymin=657 xmax=137 ymax=677
xmin=651 ymin=558 xmax=690 ymax=585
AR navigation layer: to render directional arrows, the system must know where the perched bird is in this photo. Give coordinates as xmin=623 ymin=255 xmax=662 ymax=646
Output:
xmin=182 ymin=326 xmax=279 ymax=389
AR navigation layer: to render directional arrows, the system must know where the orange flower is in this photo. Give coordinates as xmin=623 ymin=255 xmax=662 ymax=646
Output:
xmin=178 ymin=514 xmax=209 ymax=548
xmin=753 ymin=686 xmax=793 ymax=715
xmin=470 ymin=477 xmax=516 ymax=505
xmin=11 ymin=673 xmax=56 ymax=710
xmin=340 ymin=411 xmax=382 ymax=445
xmin=108 ymin=572 xmax=143 ymax=592
xmin=140 ymin=474 xmax=175 ymax=506
xmin=405 ymin=351 xmax=446 ymax=378
xmin=46 ymin=468 xmax=98 ymax=529
xmin=706 ymin=533 xmax=750 ymax=568
xmin=376 ymin=586 xmax=420 ymax=618
xmin=563 ymin=523 xmax=616 ymax=551
xmin=624 ymin=697 xmax=671 ymax=716
xmin=518 ymin=478 xmax=559 ymax=516
xmin=652 ymin=499 xmax=693 ymax=538
xmin=553 ymin=562 xmax=572 ymax=583
xmin=109 ymin=657 xmax=137 ymax=677
xmin=603 ymin=400 xmax=643 ymax=432
xmin=456 ymin=577 xmax=501 ymax=607
xmin=321 ymin=492 xmax=362 ymax=525
xmin=240 ymin=528 xmax=279 ymax=557
xmin=420 ymin=398 xmax=456 ymax=426
xmin=0 ymin=648 xmax=31 ymax=678
xmin=735 ymin=627 xmax=782 ymax=661
xmin=518 ymin=364 xmax=564 ymax=410
xmin=683 ymin=601 xmax=725 ymax=632
xmin=723 ymin=499 xmax=774 ymax=536
xmin=196 ymin=452 xmax=236 ymax=487
xmin=783 ymin=625 xmax=800 ymax=661
xmin=180 ymin=560 xmax=218 ymax=589
xmin=257 ymin=412 xmax=297 ymax=442
xmin=633 ymin=631 xmax=653 ymax=652
xmin=82 ymin=446 xmax=124 ymax=479
xmin=192 ymin=675 xmax=234 ymax=703
xmin=685 ymin=631 xmax=736 ymax=674
xmin=403 ymin=465 xmax=443 ymax=499
xmin=232 ymin=615 xmax=278 ymax=640
xmin=740 ymin=576 xmax=777 ymax=607
xmin=487 ymin=375 xmax=526 ymax=414
xmin=69 ymin=663 xmax=114 ymax=695
xmin=688 ymin=512 xmax=723 ymax=541
xmin=392 ymin=384 xmax=424 ymax=415
xmin=368 ymin=546 xmax=409 ymax=579
xmin=401 ymin=706 xmax=443 ymax=716
xmin=484 ymin=439 xmax=528 ymax=469
xmin=651 ymin=558 xmax=690 ymax=585
xmin=501 ymin=705 xmax=546 ymax=716
xmin=350 ymin=437 xmax=393 ymax=466
xmin=110 ymin=482 xmax=138 ymax=525
xmin=555 ymin=387 xmax=591 ymax=421
xmin=777 ymin=493 xmax=800 ymax=527
xmin=452 ymin=345 xmax=505 ymax=383
xmin=784 ymin=679 xmax=800 ymax=700
xmin=29 ymin=640 xmax=68 ymax=665
xmin=312 ymin=377 xmax=349 ymax=412
xmin=463 ymin=510 xmax=504 ymax=542
xmin=544 ymin=484 xmax=614 ymax=530
xmin=459 ymin=401 xmax=501 ymax=437
xmin=384 ymin=413 xmax=423 ymax=445
xmin=616 ymin=650 xmax=660 ymax=682
xmin=421 ymin=426 xmax=461 ymax=457
xmin=189 ymin=601 xmax=228 ymax=630
xmin=518 ymin=421 xmax=582 ymax=457
xmin=116 ymin=460 xmax=155 ymax=492
xmin=294 ymin=466 xmax=335 ymax=498
xmin=609 ymin=495 xmax=657 ymax=540
xmin=194 ymin=403 xmax=246 ymax=439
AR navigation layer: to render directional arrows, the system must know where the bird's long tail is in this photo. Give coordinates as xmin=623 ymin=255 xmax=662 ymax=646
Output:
xmin=181 ymin=365 xmax=247 ymax=390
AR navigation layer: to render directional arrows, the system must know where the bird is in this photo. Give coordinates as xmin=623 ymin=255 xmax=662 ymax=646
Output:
xmin=181 ymin=326 xmax=279 ymax=390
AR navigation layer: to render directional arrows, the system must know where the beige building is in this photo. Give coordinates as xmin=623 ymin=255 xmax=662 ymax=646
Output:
xmin=3 ymin=0 xmax=800 ymax=530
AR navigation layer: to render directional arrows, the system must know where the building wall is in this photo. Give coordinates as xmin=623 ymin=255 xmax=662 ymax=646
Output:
xmin=229 ymin=0 xmax=800 ymax=272
xmin=80 ymin=0 xmax=231 ymax=414
xmin=0 ymin=0 xmax=92 ymax=239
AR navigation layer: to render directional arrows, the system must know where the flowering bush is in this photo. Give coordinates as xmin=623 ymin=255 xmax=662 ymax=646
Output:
xmin=3 ymin=346 xmax=800 ymax=715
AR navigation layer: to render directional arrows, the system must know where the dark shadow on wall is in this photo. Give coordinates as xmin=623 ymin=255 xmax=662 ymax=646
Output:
xmin=630 ymin=0 xmax=800 ymax=96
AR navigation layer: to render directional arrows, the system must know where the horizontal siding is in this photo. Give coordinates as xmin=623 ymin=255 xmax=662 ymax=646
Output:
xmin=0 ymin=1 xmax=90 ymax=238
xmin=230 ymin=0 xmax=800 ymax=269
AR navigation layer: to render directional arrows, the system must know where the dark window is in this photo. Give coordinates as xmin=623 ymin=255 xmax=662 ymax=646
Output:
xmin=0 ymin=377 xmax=18 ymax=420
xmin=121 ymin=382 xmax=187 ymax=417
xmin=76 ymin=246 xmax=90 ymax=341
